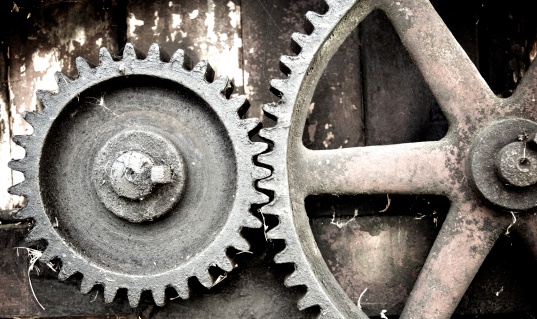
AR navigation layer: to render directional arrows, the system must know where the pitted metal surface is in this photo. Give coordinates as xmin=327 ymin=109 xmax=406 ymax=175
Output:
xmin=257 ymin=0 xmax=537 ymax=318
xmin=8 ymin=43 xmax=270 ymax=307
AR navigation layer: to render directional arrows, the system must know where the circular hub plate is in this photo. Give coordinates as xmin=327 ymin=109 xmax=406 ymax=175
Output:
xmin=469 ymin=118 xmax=537 ymax=211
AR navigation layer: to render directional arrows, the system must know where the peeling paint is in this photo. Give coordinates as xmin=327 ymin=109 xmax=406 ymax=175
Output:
xmin=189 ymin=9 xmax=199 ymax=20
xmin=128 ymin=13 xmax=145 ymax=40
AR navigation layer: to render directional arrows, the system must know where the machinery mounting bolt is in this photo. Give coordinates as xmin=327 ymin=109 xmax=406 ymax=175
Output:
xmin=496 ymin=141 xmax=537 ymax=187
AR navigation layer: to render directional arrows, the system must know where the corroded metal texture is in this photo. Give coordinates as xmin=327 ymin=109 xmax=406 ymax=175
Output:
xmin=258 ymin=0 xmax=537 ymax=318
xmin=8 ymin=43 xmax=270 ymax=307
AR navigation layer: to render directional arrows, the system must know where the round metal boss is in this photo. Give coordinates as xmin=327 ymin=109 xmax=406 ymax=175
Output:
xmin=469 ymin=118 xmax=537 ymax=211
xmin=92 ymin=130 xmax=187 ymax=223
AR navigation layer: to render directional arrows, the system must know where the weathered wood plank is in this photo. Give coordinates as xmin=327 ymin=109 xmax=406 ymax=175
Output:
xmin=126 ymin=0 xmax=245 ymax=94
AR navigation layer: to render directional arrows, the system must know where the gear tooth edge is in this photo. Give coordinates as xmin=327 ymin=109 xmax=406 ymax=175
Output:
xmin=58 ymin=264 xmax=76 ymax=281
xmin=39 ymin=246 xmax=58 ymax=263
xmin=231 ymin=235 xmax=250 ymax=252
xmin=75 ymin=56 xmax=93 ymax=76
xmin=80 ymin=277 xmax=96 ymax=294
xmin=22 ymin=110 xmax=40 ymax=126
xmin=146 ymin=43 xmax=162 ymax=62
xmin=122 ymin=43 xmax=137 ymax=60
xmin=262 ymin=102 xmax=280 ymax=118
xmin=170 ymin=49 xmax=192 ymax=70
xmin=266 ymin=224 xmax=284 ymax=241
xmin=257 ymin=177 xmax=275 ymax=191
xmin=284 ymin=269 xmax=302 ymax=287
xmin=171 ymin=281 xmax=190 ymax=300
xmin=298 ymin=291 xmax=318 ymax=310
xmin=215 ymin=253 xmax=235 ymax=273
xmin=280 ymin=55 xmax=300 ymax=71
xmin=253 ymin=166 xmax=271 ymax=180
xmin=152 ymin=288 xmax=166 ymax=307
xmin=11 ymin=134 xmax=28 ymax=147
xmin=212 ymin=76 xmax=231 ymax=93
xmin=104 ymin=285 xmax=118 ymax=303
xmin=195 ymin=270 xmax=214 ymax=289
xmin=192 ymin=60 xmax=215 ymax=82
xmin=8 ymin=158 xmax=25 ymax=172
xmin=230 ymin=95 xmax=248 ymax=112
xmin=305 ymin=11 xmax=325 ymax=30
xmin=241 ymin=117 xmax=260 ymax=132
xmin=252 ymin=190 xmax=269 ymax=205
xmin=54 ymin=71 xmax=72 ymax=88
xmin=99 ymin=47 xmax=115 ymax=65
xmin=251 ymin=141 xmax=268 ymax=155
xmin=8 ymin=181 xmax=26 ymax=196
xmin=25 ymin=226 xmax=44 ymax=243
xmin=274 ymin=247 xmax=294 ymax=264
xmin=127 ymin=287 xmax=142 ymax=307
xmin=243 ymin=213 xmax=262 ymax=229
xmin=270 ymin=78 xmax=288 ymax=94
xmin=291 ymin=32 xmax=310 ymax=48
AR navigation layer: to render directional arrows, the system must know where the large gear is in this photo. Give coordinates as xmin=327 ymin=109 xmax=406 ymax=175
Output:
xmin=259 ymin=0 xmax=536 ymax=318
xmin=9 ymin=43 xmax=269 ymax=307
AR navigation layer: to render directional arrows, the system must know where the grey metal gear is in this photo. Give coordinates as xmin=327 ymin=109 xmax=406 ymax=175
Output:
xmin=9 ymin=43 xmax=269 ymax=307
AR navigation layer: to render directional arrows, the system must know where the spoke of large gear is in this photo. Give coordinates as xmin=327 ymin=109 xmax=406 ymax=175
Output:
xmin=8 ymin=43 xmax=270 ymax=307
xmin=259 ymin=0 xmax=536 ymax=318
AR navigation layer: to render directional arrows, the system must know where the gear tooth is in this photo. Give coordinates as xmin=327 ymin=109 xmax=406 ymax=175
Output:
xmin=39 ymin=247 xmax=57 ymax=263
xmin=58 ymin=264 xmax=76 ymax=281
xmin=262 ymin=102 xmax=281 ymax=118
xmin=280 ymin=55 xmax=300 ymax=73
xmin=257 ymin=177 xmax=275 ymax=191
xmin=11 ymin=134 xmax=28 ymax=148
xmin=230 ymin=235 xmax=250 ymax=252
xmin=14 ymin=206 xmax=32 ymax=219
xmin=25 ymin=226 xmax=45 ymax=243
xmin=8 ymin=181 xmax=27 ymax=196
xmin=215 ymin=254 xmax=235 ymax=273
xmin=192 ymin=61 xmax=215 ymax=82
xmin=171 ymin=281 xmax=190 ymax=300
xmin=305 ymin=11 xmax=325 ymax=30
xmin=270 ymin=79 xmax=288 ymax=95
xmin=195 ymin=271 xmax=214 ymax=289
xmin=212 ymin=76 xmax=231 ymax=93
xmin=75 ymin=57 xmax=93 ymax=76
xmin=146 ymin=43 xmax=162 ymax=62
xmin=171 ymin=49 xmax=192 ymax=70
xmin=54 ymin=71 xmax=72 ymax=89
xmin=297 ymin=291 xmax=318 ymax=310
xmin=152 ymin=288 xmax=166 ymax=307
xmin=274 ymin=247 xmax=294 ymax=264
xmin=241 ymin=117 xmax=260 ymax=132
xmin=8 ymin=158 xmax=26 ymax=172
xmin=249 ymin=190 xmax=269 ymax=205
xmin=99 ymin=47 xmax=114 ymax=65
xmin=104 ymin=285 xmax=118 ymax=303
xmin=291 ymin=32 xmax=309 ymax=49
xmin=80 ymin=277 xmax=96 ymax=294
xmin=230 ymin=95 xmax=248 ymax=112
xmin=22 ymin=110 xmax=40 ymax=126
xmin=266 ymin=224 xmax=284 ymax=241
xmin=284 ymin=269 xmax=302 ymax=287
xmin=127 ymin=288 xmax=142 ymax=307
xmin=253 ymin=166 xmax=271 ymax=180
xmin=122 ymin=43 xmax=137 ymax=60
xmin=243 ymin=213 xmax=262 ymax=229
xmin=250 ymin=141 xmax=268 ymax=155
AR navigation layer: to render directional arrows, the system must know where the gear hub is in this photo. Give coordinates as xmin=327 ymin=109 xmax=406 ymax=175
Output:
xmin=9 ymin=43 xmax=269 ymax=307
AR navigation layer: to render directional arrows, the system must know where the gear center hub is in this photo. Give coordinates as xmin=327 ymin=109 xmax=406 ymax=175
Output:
xmin=469 ymin=118 xmax=537 ymax=211
xmin=92 ymin=130 xmax=187 ymax=223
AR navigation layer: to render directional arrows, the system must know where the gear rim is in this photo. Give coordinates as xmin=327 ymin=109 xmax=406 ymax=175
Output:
xmin=9 ymin=43 xmax=269 ymax=307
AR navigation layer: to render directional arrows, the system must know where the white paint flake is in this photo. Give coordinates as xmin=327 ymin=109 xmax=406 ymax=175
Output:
xmin=128 ymin=13 xmax=145 ymax=40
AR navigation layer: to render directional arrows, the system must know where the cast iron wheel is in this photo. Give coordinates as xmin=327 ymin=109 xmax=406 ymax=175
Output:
xmin=8 ymin=43 xmax=270 ymax=307
xmin=258 ymin=0 xmax=537 ymax=318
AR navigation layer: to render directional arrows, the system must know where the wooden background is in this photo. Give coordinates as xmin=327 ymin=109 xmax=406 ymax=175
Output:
xmin=0 ymin=0 xmax=536 ymax=318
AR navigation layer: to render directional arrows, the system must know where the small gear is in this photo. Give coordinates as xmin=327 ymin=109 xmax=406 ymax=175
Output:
xmin=9 ymin=43 xmax=269 ymax=307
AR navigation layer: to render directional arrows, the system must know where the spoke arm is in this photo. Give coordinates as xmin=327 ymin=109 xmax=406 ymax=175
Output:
xmin=379 ymin=0 xmax=498 ymax=123
xmin=291 ymin=142 xmax=452 ymax=196
xmin=511 ymin=59 xmax=537 ymax=117
xmin=401 ymin=200 xmax=510 ymax=319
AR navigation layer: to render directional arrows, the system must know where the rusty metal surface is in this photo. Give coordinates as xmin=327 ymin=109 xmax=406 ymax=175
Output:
xmin=259 ymin=0 xmax=537 ymax=318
